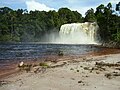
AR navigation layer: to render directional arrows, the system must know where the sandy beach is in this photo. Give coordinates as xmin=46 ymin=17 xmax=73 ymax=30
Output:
xmin=0 ymin=53 xmax=120 ymax=90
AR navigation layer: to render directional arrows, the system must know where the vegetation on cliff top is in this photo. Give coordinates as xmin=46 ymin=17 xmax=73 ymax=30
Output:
xmin=0 ymin=2 xmax=120 ymax=42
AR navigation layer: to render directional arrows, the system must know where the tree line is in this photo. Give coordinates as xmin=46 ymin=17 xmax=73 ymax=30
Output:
xmin=0 ymin=2 xmax=120 ymax=42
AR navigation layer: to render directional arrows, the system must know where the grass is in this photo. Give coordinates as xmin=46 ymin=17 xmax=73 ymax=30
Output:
xmin=39 ymin=62 xmax=50 ymax=68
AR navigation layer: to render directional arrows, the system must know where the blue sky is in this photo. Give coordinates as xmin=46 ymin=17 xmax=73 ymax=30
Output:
xmin=0 ymin=0 xmax=119 ymax=16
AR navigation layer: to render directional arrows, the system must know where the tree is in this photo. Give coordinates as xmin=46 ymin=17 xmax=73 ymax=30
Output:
xmin=116 ymin=2 xmax=120 ymax=14
xmin=0 ymin=7 xmax=13 ymax=14
xmin=85 ymin=8 xmax=96 ymax=22
xmin=1 ymin=4 xmax=119 ymax=43
xmin=95 ymin=4 xmax=110 ymax=41
xmin=72 ymin=11 xmax=83 ymax=22
xmin=58 ymin=8 xmax=76 ymax=24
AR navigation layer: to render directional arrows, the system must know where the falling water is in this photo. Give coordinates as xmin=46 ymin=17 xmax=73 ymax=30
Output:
xmin=59 ymin=22 xmax=99 ymax=44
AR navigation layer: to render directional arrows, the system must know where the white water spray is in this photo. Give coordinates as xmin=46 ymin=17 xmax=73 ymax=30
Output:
xmin=41 ymin=22 xmax=99 ymax=44
xmin=58 ymin=22 xmax=99 ymax=44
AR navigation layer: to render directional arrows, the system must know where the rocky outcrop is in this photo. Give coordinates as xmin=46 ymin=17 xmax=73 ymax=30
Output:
xmin=101 ymin=41 xmax=120 ymax=48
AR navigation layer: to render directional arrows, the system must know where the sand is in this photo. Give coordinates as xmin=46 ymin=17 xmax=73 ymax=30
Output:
xmin=0 ymin=53 xmax=120 ymax=90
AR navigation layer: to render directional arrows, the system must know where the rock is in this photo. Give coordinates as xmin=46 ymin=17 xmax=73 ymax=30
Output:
xmin=58 ymin=51 xmax=64 ymax=56
xmin=0 ymin=81 xmax=10 ymax=86
xmin=117 ymin=61 xmax=120 ymax=63
xmin=19 ymin=62 xmax=24 ymax=67
xmin=85 ymin=75 xmax=89 ymax=77
xmin=77 ymin=70 xmax=79 ymax=72
xmin=70 ymin=68 xmax=74 ymax=70
xmin=18 ymin=62 xmax=25 ymax=71
xmin=112 ymin=72 xmax=120 ymax=76
xmin=32 ymin=66 xmax=41 ymax=73
xmin=80 ymin=66 xmax=83 ymax=67
xmin=33 ymin=66 xmax=46 ymax=73
xmin=101 ymin=41 xmax=120 ymax=48
xmin=71 ymin=78 xmax=75 ymax=80
xmin=96 ymin=62 xmax=120 ymax=67
xmin=84 ymin=67 xmax=90 ymax=70
xmin=105 ymin=73 xmax=112 ymax=79
xmin=115 ymin=67 xmax=120 ymax=70
xmin=96 ymin=71 xmax=100 ymax=74
xmin=78 ymin=80 xmax=83 ymax=83
xmin=83 ymin=58 xmax=86 ymax=60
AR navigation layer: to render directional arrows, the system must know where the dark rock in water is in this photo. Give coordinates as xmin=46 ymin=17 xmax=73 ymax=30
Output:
xmin=58 ymin=51 xmax=64 ymax=56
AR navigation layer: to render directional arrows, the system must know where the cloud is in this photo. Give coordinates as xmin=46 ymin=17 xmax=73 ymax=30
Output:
xmin=65 ymin=0 xmax=120 ymax=16
xmin=26 ymin=0 xmax=55 ymax=11
xmin=69 ymin=6 xmax=96 ymax=17
xmin=109 ymin=0 xmax=119 ymax=4
xmin=1 ymin=0 xmax=119 ymax=16
xmin=65 ymin=0 xmax=102 ymax=16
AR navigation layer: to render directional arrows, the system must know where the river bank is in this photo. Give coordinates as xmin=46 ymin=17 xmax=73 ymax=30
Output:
xmin=0 ymin=47 xmax=120 ymax=79
xmin=0 ymin=53 xmax=120 ymax=90
xmin=101 ymin=41 xmax=120 ymax=49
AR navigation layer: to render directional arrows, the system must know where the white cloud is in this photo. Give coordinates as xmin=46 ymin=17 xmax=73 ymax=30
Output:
xmin=70 ymin=6 xmax=96 ymax=17
xmin=26 ymin=0 xmax=55 ymax=11
xmin=67 ymin=0 xmax=120 ymax=17
xmin=109 ymin=0 xmax=119 ymax=4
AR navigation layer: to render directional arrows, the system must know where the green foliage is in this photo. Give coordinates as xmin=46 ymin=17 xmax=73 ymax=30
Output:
xmin=0 ymin=34 xmax=12 ymax=41
xmin=39 ymin=62 xmax=49 ymax=68
xmin=112 ymin=31 xmax=120 ymax=42
xmin=0 ymin=7 xmax=83 ymax=42
xmin=85 ymin=8 xmax=96 ymax=22
xmin=0 ymin=2 xmax=120 ymax=43
xmin=95 ymin=2 xmax=120 ymax=42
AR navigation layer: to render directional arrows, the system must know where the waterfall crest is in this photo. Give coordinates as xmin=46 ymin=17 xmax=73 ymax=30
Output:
xmin=59 ymin=22 xmax=99 ymax=44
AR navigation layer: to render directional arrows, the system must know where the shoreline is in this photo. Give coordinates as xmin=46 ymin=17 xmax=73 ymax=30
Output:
xmin=0 ymin=53 xmax=120 ymax=90
xmin=0 ymin=47 xmax=120 ymax=80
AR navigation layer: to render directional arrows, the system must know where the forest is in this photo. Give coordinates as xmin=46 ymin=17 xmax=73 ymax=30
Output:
xmin=0 ymin=2 xmax=120 ymax=42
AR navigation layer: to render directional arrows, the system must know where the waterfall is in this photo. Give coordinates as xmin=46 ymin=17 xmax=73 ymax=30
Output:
xmin=59 ymin=22 xmax=99 ymax=44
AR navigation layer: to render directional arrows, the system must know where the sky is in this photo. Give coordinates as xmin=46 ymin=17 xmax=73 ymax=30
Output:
xmin=0 ymin=0 xmax=119 ymax=16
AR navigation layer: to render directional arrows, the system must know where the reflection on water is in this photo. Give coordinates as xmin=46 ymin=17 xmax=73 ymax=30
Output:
xmin=0 ymin=43 xmax=101 ymax=60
